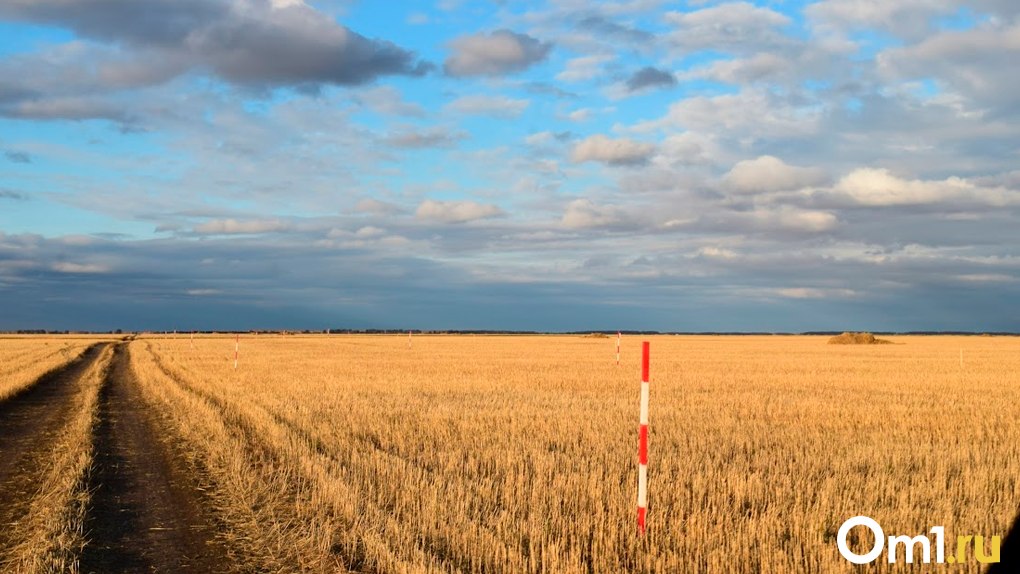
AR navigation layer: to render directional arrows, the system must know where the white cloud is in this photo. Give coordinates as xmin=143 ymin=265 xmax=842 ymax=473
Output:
xmin=561 ymin=199 xmax=634 ymax=229
xmin=571 ymin=134 xmax=655 ymax=166
xmin=563 ymin=108 xmax=594 ymax=122
xmin=193 ymin=219 xmax=290 ymax=234
xmin=876 ymin=21 xmax=1020 ymax=104
xmin=383 ymin=126 xmax=467 ymax=148
xmin=775 ymin=287 xmax=857 ymax=299
xmin=415 ymin=199 xmax=504 ymax=223
xmin=697 ymin=246 xmax=739 ymax=260
xmin=683 ymin=52 xmax=792 ymax=84
xmin=351 ymin=86 xmax=426 ymax=117
xmin=443 ymin=29 xmax=552 ymax=77
xmin=447 ymin=95 xmax=530 ymax=119
xmin=723 ymin=155 xmax=829 ymax=194
xmin=829 ymin=168 xmax=1020 ymax=207
xmin=749 ymin=207 xmax=839 ymax=233
xmin=51 ymin=262 xmax=109 ymax=273
xmin=355 ymin=226 xmax=385 ymax=237
xmin=635 ymin=89 xmax=821 ymax=138
xmin=555 ymin=54 xmax=615 ymax=82
xmin=665 ymin=2 xmax=792 ymax=55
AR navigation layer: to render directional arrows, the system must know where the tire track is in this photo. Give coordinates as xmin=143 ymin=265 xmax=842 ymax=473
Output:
xmin=0 ymin=343 xmax=107 ymax=553
xmin=79 ymin=343 xmax=231 ymax=573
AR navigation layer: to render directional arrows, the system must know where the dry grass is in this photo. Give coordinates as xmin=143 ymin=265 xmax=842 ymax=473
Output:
xmin=123 ymin=334 xmax=1019 ymax=573
xmin=827 ymin=332 xmax=892 ymax=345
xmin=0 ymin=337 xmax=114 ymax=402
xmin=3 ymin=345 xmax=113 ymax=574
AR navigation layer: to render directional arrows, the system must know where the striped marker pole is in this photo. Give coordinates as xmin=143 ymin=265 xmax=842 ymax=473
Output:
xmin=617 ymin=331 xmax=621 ymax=366
xmin=638 ymin=341 xmax=650 ymax=534
xmin=234 ymin=333 xmax=239 ymax=370
xmin=408 ymin=330 xmax=412 ymax=349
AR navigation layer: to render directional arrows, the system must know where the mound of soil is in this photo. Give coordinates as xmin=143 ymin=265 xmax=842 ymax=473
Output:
xmin=828 ymin=332 xmax=892 ymax=345
xmin=583 ymin=333 xmax=610 ymax=338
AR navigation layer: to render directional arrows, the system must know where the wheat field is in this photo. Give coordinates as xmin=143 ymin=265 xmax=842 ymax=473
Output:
xmin=114 ymin=334 xmax=1017 ymax=573
xmin=0 ymin=336 xmax=112 ymax=401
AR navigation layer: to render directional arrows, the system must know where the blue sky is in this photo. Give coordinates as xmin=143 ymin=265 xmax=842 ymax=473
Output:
xmin=1 ymin=0 xmax=1018 ymax=331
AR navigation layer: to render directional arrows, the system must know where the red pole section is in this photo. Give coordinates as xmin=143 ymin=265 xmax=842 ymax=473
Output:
xmin=234 ymin=333 xmax=239 ymax=370
xmin=617 ymin=331 xmax=621 ymax=366
xmin=638 ymin=341 xmax=650 ymax=534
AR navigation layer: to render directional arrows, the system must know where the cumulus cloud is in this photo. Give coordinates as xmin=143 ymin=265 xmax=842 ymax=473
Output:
xmin=193 ymin=218 xmax=291 ymax=234
xmin=575 ymin=14 xmax=654 ymax=45
xmin=0 ymin=0 xmax=429 ymax=89
xmin=723 ymin=156 xmax=830 ymax=194
xmin=383 ymin=126 xmax=468 ymax=148
xmin=443 ymin=29 xmax=552 ymax=77
xmin=684 ymin=52 xmax=792 ymax=84
xmin=636 ymin=89 xmax=821 ymax=139
xmin=555 ymin=54 xmax=615 ymax=83
xmin=665 ymin=2 xmax=793 ymax=55
xmin=1 ymin=96 xmax=134 ymax=122
xmin=626 ymin=67 xmax=676 ymax=92
xmin=571 ymin=134 xmax=655 ymax=166
xmin=749 ymin=207 xmax=839 ymax=233
xmin=415 ymin=199 xmax=504 ymax=223
xmin=350 ymin=86 xmax=426 ymax=117
xmin=447 ymin=95 xmax=530 ymax=119
xmin=561 ymin=199 xmax=635 ymax=229
xmin=827 ymin=168 xmax=1020 ymax=207
xmin=876 ymin=21 xmax=1020 ymax=104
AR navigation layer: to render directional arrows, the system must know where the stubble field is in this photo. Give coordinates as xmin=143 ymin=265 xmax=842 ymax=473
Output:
xmin=0 ymin=334 xmax=1016 ymax=572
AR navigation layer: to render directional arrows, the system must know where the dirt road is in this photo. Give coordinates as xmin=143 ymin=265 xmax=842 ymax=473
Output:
xmin=0 ymin=343 xmax=107 ymax=554
xmin=0 ymin=342 xmax=232 ymax=572
xmin=79 ymin=343 xmax=231 ymax=573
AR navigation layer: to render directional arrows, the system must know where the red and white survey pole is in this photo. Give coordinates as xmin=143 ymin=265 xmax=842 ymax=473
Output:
xmin=234 ymin=333 xmax=239 ymax=369
xmin=617 ymin=331 xmax=621 ymax=366
xmin=638 ymin=341 xmax=650 ymax=534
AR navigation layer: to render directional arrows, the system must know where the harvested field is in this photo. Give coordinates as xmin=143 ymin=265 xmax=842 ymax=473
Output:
xmin=0 ymin=343 xmax=109 ymax=562
xmin=131 ymin=334 xmax=1020 ymax=572
xmin=1 ymin=334 xmax=1016 ymax=572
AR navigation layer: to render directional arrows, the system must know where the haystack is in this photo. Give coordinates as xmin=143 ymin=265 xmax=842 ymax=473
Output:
xmin=827 ymin=332 xmax=891 ymax=345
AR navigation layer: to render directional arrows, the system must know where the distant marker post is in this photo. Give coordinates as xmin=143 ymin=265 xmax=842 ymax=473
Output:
xmin=234 ymin=333 xmax=239 ymax=370
xmin=408 ymin=330 xmax=412 ymax=349
xmin=190 ymin=330 xmax=194 ymax=350
xmin=617 ymin=331 xmax=621 ymax=366
xmin=638 ymin=341 xmax=650 ymax=534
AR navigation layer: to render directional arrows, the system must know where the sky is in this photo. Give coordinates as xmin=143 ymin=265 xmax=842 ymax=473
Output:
xmin=0 ymin=0 xmax=1018 ymax=332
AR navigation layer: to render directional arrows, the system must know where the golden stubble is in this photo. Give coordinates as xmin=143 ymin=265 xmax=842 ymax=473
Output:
xmin=127 ymin=334 xmax=1020 ymax=573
